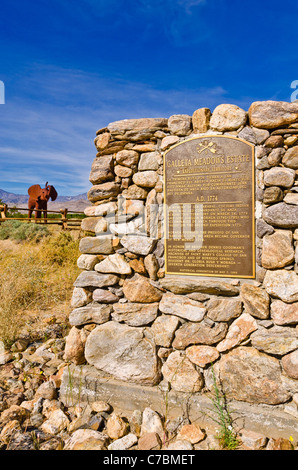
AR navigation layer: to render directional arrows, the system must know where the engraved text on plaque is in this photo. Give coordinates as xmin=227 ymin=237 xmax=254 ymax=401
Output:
xmin=164 ymin=136 xmax=255 ymax=278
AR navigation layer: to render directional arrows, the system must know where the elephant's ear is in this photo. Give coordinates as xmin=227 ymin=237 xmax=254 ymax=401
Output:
xmin=49 ymin=186 xmax=58 ymax=201
xmin=28 ymin=184 xmax=42 ymax=197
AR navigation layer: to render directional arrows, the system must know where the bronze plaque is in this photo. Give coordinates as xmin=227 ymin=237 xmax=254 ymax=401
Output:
xmin=164 ymin=136 xmax=255 ymax=278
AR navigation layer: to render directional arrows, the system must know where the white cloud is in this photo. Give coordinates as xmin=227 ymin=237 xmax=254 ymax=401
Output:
xmin=0 ymin=63 xmax=253 ymax=195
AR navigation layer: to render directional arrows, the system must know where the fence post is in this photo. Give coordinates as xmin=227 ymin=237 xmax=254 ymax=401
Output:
xmin=0 ymin=204 xmax=7 ymax=220
xmin=60 ymin=208 xmax=68 ymax=230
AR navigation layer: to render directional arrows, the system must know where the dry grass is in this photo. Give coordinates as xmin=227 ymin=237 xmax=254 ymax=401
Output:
xmin=0 ymin=229 xmax=81 ymax=346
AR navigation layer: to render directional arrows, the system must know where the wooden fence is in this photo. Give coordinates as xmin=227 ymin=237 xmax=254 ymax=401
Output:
xmin=0 ymin=204 xmax=85 ymax=230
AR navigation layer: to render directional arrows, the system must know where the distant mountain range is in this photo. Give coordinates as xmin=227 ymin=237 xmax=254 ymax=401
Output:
xmin=0 ymin=188 xmax=89 ymax=213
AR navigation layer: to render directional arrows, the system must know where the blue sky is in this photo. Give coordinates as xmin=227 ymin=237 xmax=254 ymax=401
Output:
xmin=0 ymin=0 xmax=297 ymax=196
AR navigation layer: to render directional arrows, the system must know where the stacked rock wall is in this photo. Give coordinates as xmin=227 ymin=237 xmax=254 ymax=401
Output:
xmin=64 ymin=101 xmax=298 ymax=434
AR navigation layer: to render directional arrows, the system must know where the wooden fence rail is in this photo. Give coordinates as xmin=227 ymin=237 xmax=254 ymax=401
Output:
xmin=0 ymin=204 xmax=85 ymax=230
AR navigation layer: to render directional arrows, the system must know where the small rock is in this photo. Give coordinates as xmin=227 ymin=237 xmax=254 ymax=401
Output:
xmin=160 ymin=135 xmax=179 ymax=151
xmin=88 ymin=182 xmax=120 ymax=203
xmin=151 ymin=314 xmax=180 ymax=348
xmin=282 ymin=350 xmax=298 ymax=379
xmin=79 ymin=236 xmax=115 ymax=255
xmin=266 ymin=437 xmax=294 ymax=450
xmin=138 ymin=432 xmax=161 ymax=450
xmin=264 ymin=269 xmax=298 ymax=303
xmin=161 ymin=351 xmax=204 ymax=393
xmin=248 ymin=100 xmax=298 ymax=129
xmin=41 ymin=409 xmax=70 ymax=435
xmin=144 ymin=254 xmax=159 ymax=280
xmin=240 ymin=283 xmax=270 ymax=319
xmin=284 ymin=193 xmax=298 ymax=205
xmin=91 ymin=401 xmax=111 ymax=414
xmin=71 ymin=287 xmax=93 ymax=308
xmin=112 ymin=302 xmax=159 ymax=327
xmin=177 ymin=423 xmax=205 ymax=444
xmin=186 ymin=345 xmax=220 ymax=368
xmin=159 ymin=292 xmax=206 ymax=322
xmin=64 ymin=429 xmax=109 ymax=450
xmin=173 ymin=321 xmax=228 ymax=349
xmin=217 ymin=313 xmax=258 ymax=352
xmin=141 ymin=408 xmax=164 ymax=439
xmin=92 ymin=288 xmax=119 ymax=303
xmin=115 ymin=149 xmax=139 ymax=167
xmin=239 ymin=429 xmax=268 ymax=450
xmin=84 ymin=201 xmax=117 ymax=217
xmin=138 ymin=152 xmax=160 ymax=171
xmin=64 ymin=327 xmax=88 ymax=365
xmin=0 ymin=405 xmax=30 ymax=426
xmin=168 ymin=114 xmax=192 ymax=136
xmin=0 ymin=420 xmax=21 ymax=445
xmin=210 ymin=104 xmax=247 ymax=131
xmin=106 ymin=412 xmax=129 ymax=440
xmin=77 ymin=254 xmax=100 ymax=270
xmin=207 ymin=298 xmax=242 ymax=322
xmin=264 ymin=135 xmax=284 ymax=148
xmin=122 ymin=184 xmax=149 ymax=200
xmin=263 ymin=186 xmax=284 ymax=204
xmin=122 ymin=274 xmax=162 ymax=303
xmin=35 ymin=380 xmax=57 ymax=400
xmin=108 ymin=433 xmax=138 ymax=450
xmin=263 ymin=202 xmax=298 ymax=229
xmin=120 ymin=235 xmax=156 ymax=255
xmin=192 ymin=108 xmax=211 ymax=133
xmin=271 ymin=299 xmax=298 ymax=325
xmin=94 ymin=253 xmax=132 ymax=275
xmin=267 ymin=148 xmax=285 ymax=166
xmin=132 ymin=171 xmax=158 ymax=188
xmin=166 ymin=439 xmax=193 ymax=450
xmin=282 ymin=145 xmax=298 ymax=169
xmin=264 ymin=167 xmax=296 ymax=188
xmin=69 ymin=304 xmax=112 ymax=326
xmin=251 ymin=326 xmax=298 ymax=356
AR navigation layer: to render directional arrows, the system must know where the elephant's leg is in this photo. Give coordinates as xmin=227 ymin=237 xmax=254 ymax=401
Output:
xmin=35 ymin=205 xmax=41 ymax=222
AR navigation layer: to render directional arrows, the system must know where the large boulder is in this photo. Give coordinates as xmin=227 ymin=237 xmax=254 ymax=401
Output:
xmin=89 ymin=156 xmax=114 ymax=184
xmin=85 ymin=321 xmax=161 ymax=385
xmin=261 ymin=230 xmax=294 ymax=269
xmin=159 ymin=292 xmax=206 ymax=322
xmin=217 ymin=347 xmax=291 ymax=405
xmin=79 ymin=236 xmax=114 ymax=255
xmin=263 ymin=269 xmax=298 ymax=303
xmin=248 ymin=101 xmax=298 ymax=129
xmin=122 ymin=274 xmax=162 ymax=303
xmin=263 ymin=203 xmax=298 ymax=229
xmin=172 ymin=321 xmax=228 ymax=349
xmin=88 ymin=182 xmax=120 ymax=203
xmin=161 ymin=350 xmax=204 ymax=393
xmin=159 ymin=277 xmax=239 ymax=296
xmin=108 ymin=118 xmax=168 ymax=141
xmin=210 ymin=104 xmax=247 ymax=131
xmin=111 ymin=302 xmax=159 ymax=327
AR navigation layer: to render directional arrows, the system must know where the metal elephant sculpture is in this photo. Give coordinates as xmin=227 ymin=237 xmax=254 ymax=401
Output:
xmin=28 ymin=182 xmax=58 ymax=222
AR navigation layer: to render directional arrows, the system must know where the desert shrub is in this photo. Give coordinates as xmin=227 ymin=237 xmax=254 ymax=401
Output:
xmin=0 ymin=231 xmax=80 ymax=346
xmin=41 ymin=231 xmax=79 ymax=266
xmin=0 ymin=220 xmax=50 ymax=242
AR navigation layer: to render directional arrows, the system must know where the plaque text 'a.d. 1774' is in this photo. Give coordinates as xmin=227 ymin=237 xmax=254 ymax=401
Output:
xmin=164 ymin=136 xmax=255 ymax=278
